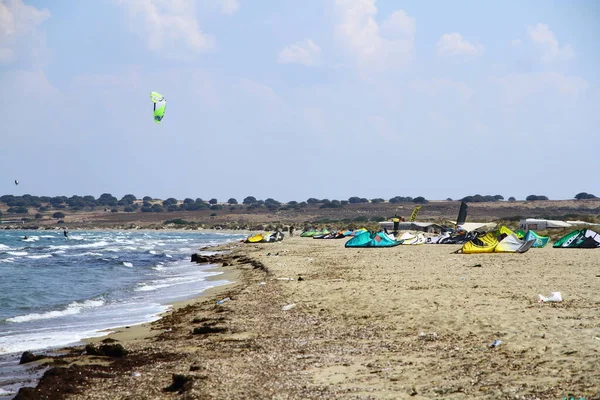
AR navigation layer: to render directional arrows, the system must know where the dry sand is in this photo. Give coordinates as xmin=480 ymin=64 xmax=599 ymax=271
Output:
xmin=24 ymin=236 xmax=600 ymax=399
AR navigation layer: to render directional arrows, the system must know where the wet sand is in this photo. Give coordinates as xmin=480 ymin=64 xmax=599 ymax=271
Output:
xmin=21 ymin=236 xmax=600 ymax=399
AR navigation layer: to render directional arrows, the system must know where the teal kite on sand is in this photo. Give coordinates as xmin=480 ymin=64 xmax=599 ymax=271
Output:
xmin=150 ymin=92 xmax=166 ymax=123
xmin=345 ymin=231 xmax=402 ymax=248
xmin=524 ymin=230 xmax=549 ymax=248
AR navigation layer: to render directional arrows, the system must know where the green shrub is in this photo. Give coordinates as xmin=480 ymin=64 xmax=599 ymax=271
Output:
xmin=164 ymin=218 xmax=190 ymax=225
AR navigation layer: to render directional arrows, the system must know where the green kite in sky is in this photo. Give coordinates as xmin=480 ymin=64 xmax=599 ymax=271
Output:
xmin=150 ymin=92 xmax=166 ymax=123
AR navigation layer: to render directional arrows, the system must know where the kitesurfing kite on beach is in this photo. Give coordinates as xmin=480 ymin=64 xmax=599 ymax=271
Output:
xmin=150 ymin=92 xmax=166 ymax=123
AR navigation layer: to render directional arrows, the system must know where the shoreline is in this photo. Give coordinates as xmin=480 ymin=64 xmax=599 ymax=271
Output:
xmin=14 ymin=237 xmax=600 ymax=399
xmin=3 ymin=237 xmax=247 ymax=399
xmin=84 ymin=259 xmax=243 ymax=347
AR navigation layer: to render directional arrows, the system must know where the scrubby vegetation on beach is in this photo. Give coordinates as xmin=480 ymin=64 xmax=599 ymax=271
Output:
xmin=1 ymin=192 xmax=598 ymax=231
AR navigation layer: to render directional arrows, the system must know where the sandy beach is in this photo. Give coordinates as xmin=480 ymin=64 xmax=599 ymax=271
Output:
xmin=20 ymin=236 xmax=600 ymax=399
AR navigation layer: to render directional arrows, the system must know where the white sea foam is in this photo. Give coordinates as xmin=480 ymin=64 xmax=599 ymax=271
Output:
xmin=6 ymin=252 xmax=27 ymax=256
xmin=22 ymin=236 xmax=39 ymax=242
xmin=0 ymin=258 xmax=15 ymax=263
xmin=67 ymin=235 xmax=85 ymax=241
xmin=0 ymin=329 xmax=108 ymax=355
xmin=49 ymin=241 xmax=109 ymax=251
xmin=122 ymin=262 xmax=133 ymax=267
xmin=0 ymin=387 xmax=16 ymax=396
xmin=6 ymin=299 xmax=105 ymax=323
xmin=135 ymin=283 xmax=170 ymax=292
xmin=66 ymin=252 xmax=103 ymax=257
xmin=0 ymin=244 xmax=10 ymax=250
xmin=26 ymin=255 xmax=52 ymax=260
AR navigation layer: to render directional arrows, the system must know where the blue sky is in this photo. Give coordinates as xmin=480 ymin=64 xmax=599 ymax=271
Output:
xmin=1 ymin=0 xmax=598 ymax=203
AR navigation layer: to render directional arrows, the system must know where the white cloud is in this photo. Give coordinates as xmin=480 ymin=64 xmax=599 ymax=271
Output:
xmin=114 ymin=0 xmax=214 ymax=58
xmin=277 ymin=39 xmax=321 ymax=66
xmin=334 ymin=0 xmax=415 ymax=71
xmin=511 ymin=39 xmax=521 ymax=46
xmin=368 ymin=115 xmax=396 ymax=142
xmin=73 ymin=66 xmax=143 ymax=93
xmin=436 ymin=33 xmax=483 ymax=56
xmin=528 ymin=23 xmax=574 ymax=63
xmin=0 ymin=47 xmax=13 ymax=63
xmin=493 ymin=72 xmax=588 ymax=102
xmin=189 ymin=69 xmax=221 ymax=108
xmin=1 ymin=69 xmax=59 ymax=99
xmin=410 ymin=78 xmax=474 ymax=104
xmin=0 ymin=69 xmax=66 ymax=141
xmin=0 ymin=0 xmax=50 ymax=64
xmin=238 ymin=78 xmax=284 ymax=106
xmin=219 ymin=0 xmax=239 ymax=15
xmin=236 ymin=78 xmax=288 ymax=128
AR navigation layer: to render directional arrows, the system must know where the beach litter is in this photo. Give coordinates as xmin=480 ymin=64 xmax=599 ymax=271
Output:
xmin=469 ymin=263 xmax=482 ymax=268
xmin=538 ymin=291 xmax=562 ymax=303
xmin=489 ymin=339 xmax=502 ymax=348
xmin=418 ymin=332 xmax=438 ymax=341
xmin=259 ymin=282 xmax=266 ymax=285
xmin=131 ymin=371 xmax=141 ymax=377
xmin=217 ymin=297 xmax=231 ymax=305
xmin=282 ymin=303 xmax=296 ymax=311
xmin=276 ymin=277 xmax=295 ymax=281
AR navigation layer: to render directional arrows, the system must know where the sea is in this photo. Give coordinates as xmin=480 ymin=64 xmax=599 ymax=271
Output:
xmin=0 ymin=229 xmax=246 ymax=398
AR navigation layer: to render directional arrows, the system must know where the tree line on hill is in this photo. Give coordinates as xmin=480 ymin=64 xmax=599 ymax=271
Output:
xmin=0 ymin=192 xmax=596 ymax=218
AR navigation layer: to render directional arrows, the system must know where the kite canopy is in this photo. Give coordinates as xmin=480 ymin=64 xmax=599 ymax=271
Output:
xmin=553 ymin=229 xmax=600 ymax=248
xmin=524 ymin=230 xmax=550 ymax=248
xmin=345 ymin=231 xmax=402 ymax=248
xmin=150 ymin=92 xmax=166 ymax=123
xmin=300 ymin=228 xmax=329 ymax=237
xmin=459 ymin=226 xmax=535 ymax=254
xmin=245 ymin=232 xmax=271 ymax=243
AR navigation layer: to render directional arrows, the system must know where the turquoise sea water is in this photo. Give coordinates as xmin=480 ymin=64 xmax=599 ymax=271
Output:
xmin=0 ymin=229 xmax=245 ymax=397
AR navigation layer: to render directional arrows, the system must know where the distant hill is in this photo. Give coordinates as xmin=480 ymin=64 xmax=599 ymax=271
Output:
xmin=1 ymin=197 xmax=598 ymax=230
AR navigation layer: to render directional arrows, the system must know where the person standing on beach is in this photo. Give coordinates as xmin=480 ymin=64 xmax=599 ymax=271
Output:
xmin=290 ymin=225 xmax=295 ymax=237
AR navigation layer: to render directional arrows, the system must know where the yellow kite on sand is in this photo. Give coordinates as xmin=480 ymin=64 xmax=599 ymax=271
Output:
xmin=245 ymin=231 xmax=285 ymax=243
xmin=246 ymin=232 xmax=271 ymax=243
xmin=458 ymin=226 xmax=535 ymax=254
